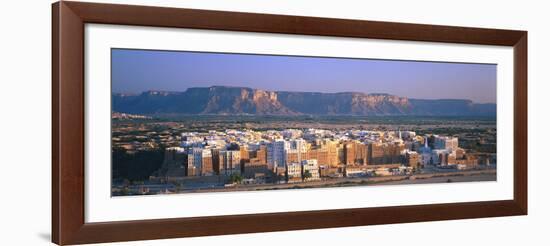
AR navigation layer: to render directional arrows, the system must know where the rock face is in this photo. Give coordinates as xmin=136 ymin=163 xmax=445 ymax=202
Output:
xmin=200 ymin=86 xmax=297 ymax=115
xmin=112 ymin=86 xmax=496 ymax=116
xmin=276 ymin=92 xmax=411 ymax=115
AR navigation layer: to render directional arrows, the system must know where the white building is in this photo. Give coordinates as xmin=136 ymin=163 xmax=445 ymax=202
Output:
xmin=282 ymin=129 xmax=302 ymax=139
xmin=180 ymin=133 xmax=204 ymax=148
xmin=431 ymin=149 xmax=451 ymax=166
xmin=205 ymin=139 xmax=226 ymax=148
xmin=287 ymin=138 xmax=307 ymax=163
xmin=301 ymin=159 xmax=320 ymax=181
xmin=286 ymin=163 xmax=302 ymax=181
xmin=267 ymin=139 xmax=288 ymax=168
xmin=434 ymin=136 xmax=459 ymax=151
xmin=419 ymin=136 xmax=433 ymax=165
xmin=401 ymin=131 xmax=416 ymax=140
xmin=166 ymin=146 xmax=186 ymax=153
xmin=189 ymin=148 xmax=204 ymax=174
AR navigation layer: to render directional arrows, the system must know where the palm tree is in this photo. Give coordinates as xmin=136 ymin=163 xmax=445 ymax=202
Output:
xmin=303 ymin=170 xmax=312 ymax=181
xmin=229 ymin=173 xmax=243 ymax=184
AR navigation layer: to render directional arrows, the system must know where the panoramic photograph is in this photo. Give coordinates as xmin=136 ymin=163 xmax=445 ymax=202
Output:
xmin=111 ymin=48 xmax=497 ymax=196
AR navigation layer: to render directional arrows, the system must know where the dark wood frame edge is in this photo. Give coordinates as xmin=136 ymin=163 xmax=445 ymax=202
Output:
xmin=52 ymin=1 xmax=527 ymax=245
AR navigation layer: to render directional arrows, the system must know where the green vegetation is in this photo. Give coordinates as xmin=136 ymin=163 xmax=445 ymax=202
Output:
xmin=228 ymin=174 xmax=243 ymax=184
xmin=303 ymin=170 xmax=312 ymax=180
xmin=141 ymin=115 xmax=496 ymax=132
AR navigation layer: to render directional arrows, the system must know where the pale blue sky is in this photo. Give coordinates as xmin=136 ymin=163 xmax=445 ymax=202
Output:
xmin=112 ymin=49 xmax=497 ymax=103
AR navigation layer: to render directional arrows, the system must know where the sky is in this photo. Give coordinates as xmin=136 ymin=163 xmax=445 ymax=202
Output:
xmin=112 ymin=48 xmax=497 ymax=103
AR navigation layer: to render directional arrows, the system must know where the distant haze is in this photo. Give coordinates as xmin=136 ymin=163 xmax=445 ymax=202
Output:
xmin=112 ymin=49 xmax=497 ymax=103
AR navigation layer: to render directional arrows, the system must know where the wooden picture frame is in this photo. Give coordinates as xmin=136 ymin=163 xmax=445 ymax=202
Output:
xmin=52 ymin=1 xmax=527 ymax=245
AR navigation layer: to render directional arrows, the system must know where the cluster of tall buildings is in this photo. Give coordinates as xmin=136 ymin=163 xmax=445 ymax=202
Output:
xmin=418 ymin=135 xmax=488 ymax=169
xmin=156 ymin=128 xmax=491 ymax=183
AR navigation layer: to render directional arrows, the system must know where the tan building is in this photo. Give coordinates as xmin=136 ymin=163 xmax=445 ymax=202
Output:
xmin=405 ymin=151 xmax=420 ymax=169
xmin=186 ymin=154 xmax=198 ymax=176
xmin=243 ymin=162 xmax=270 ymax=179
xmin=248 ymin=145 xmax=268 ymax=165
xmin=201 ymin=149 xmax=214 ymax=176
xmin=449 ymin=151 xmax=478 ymax=167
xmin=239 ymin=145 xmax=250 ymax=173
xmin=289 ymin=140 xmax=340 ymax=168
xmin=343 ymin=141 xmax=368 ymax=165
xmin=219 ymin=150 xmax=241 ymax=175
xmin=211 ymin=148 xmax=220 ymax=175
xmin=325 ymin=140 xmax=339 ymax=167
xmin=368 ymin=142 xmax=404 ymax=165
xmin=319 ymin=165 xmax=341 ymax=177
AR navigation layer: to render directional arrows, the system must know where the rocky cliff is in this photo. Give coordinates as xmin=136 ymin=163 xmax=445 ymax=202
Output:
xmin=113 ymin=86 xmax=496 ymax=116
